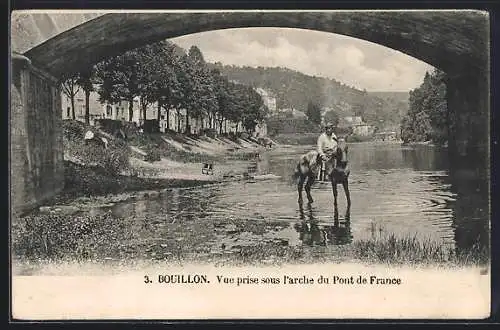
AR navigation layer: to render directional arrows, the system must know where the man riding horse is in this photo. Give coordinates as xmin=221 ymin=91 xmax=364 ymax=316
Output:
xmin=317 ymin=121 xmax=351 ymax=208
xmin=294 ymin=121 xmax=351 ymax=209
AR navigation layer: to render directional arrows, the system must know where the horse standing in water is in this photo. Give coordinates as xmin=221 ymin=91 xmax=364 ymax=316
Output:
xmin=330 ymin=138 xmax=351 ymax=209
xmin=293 ymin=150 xmax=322 ymax=204
xmin=293 ymin=138 xmax=351 ymax=208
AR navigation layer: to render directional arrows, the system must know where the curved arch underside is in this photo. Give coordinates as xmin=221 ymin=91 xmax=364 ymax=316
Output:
xmin=23 ymin=11 xmax=489 ymax=79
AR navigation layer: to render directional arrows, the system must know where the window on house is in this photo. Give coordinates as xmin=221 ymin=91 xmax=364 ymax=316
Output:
xmin=106 ymin=105 xmax=112 ymax=117
xmin=66 ymin=107 xmax=70 ymax=118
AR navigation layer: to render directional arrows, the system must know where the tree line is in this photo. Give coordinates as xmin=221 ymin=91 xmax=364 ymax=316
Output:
xmin=400 ymin=69 xmax=448 ymax=145
xmin=61 ymin=41 xmax=269 ymax=135
xmin=213 ymin=64 xmax=408 ymax=130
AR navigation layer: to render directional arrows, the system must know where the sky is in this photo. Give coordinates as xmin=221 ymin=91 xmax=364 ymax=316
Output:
xmin=171 ymin=27 xmax=435 ymax=92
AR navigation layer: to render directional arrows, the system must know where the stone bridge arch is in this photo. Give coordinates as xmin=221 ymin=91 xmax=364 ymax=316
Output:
xmin=21 ymin=11 xmax=489 ymax=78
xmin=10 ymin=11 xmax=490 ymax=214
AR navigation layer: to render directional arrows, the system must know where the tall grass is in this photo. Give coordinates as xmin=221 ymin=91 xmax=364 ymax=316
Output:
xmin=351 ymin=233 xmax=489 ymax=266
xmin=12 ymin=212 xmax=133 ymax=262
xmin=12 ymin=210 xmax=489 ymax=267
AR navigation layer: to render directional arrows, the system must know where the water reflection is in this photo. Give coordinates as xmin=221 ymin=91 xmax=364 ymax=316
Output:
xmin=110 ymin=184 xmax=223 ymax=227
xmin=88 ymin=143 xmax=488 ymax=259
xmin=400 ymin=145 xmax=450 ymax=171
xmin=294 ymin=203 xmax=353 ymax=246
xmin=400 ymin=145 xmax=489 ymax=255
xmin=449 ymin=173 xmax=490 ymax=254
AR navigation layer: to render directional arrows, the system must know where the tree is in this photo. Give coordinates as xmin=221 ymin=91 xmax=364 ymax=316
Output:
xmin=152 ymin=41 xmax=182 ymax=131
xmin=172 ymin=54 xmax=192 ymax=132
xmin=240 ymin=86 xmax=267 ymax=133
xmin=306 ymin=101 xmax=322 ymax=125
xmin=425 ymin=70 xmax=448 ymax=144
xmin=96 ymin=46 xmax=159 ymax=123
xmin=96 ymin=54 xmax=138 ymax=122
xmin=134 ymin=42 xmax=171 ymax=126
xmin=323 ymin=110 xmax=339 ymax=127
xmin=213 ymin=72 xmax=233 ymax=134
xmin=225 ymin=82 xmax=247 ymax=132
xmin=184 ymin=45 xmax=218 ymax=134
xmin=188 ymin=45 xmax=205 ymax=66
xmin=61 ymin=74 xmax=81 ymax=120
xmin=400 ymin=69 xmax=448 ymax=144
xmin=76 ymin=67 xmax=95 ymax=124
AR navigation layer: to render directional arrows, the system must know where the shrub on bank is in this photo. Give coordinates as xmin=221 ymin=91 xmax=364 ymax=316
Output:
xmin=63 ymin=120 xmax=130 ymax=176
xmin=62 ymin=119 xmax=87 ymax=141
xmin=70 ymin=140 xmax=130 ymax=176
xmin=200 ymin=128 xmax=218 ymax=138
xmin=144 ymin=147 xmax=162 ymax=162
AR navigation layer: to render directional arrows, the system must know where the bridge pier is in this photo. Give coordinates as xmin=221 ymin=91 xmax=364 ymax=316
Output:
xmin=10 ymin=53 xmax=65 ymax=217
xmin=446 ymin=68 xmax=489 ymax=185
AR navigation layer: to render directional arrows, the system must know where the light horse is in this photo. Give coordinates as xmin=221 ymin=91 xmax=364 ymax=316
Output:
xmin=293 ymin=138 xmax=351 ymax=208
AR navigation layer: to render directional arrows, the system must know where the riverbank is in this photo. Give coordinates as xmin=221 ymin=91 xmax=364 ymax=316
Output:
xmin=12 ymin=194 xmax=489 ymax=272
xmin=53 ymin=120 xmax=280 ymax=208
xmin=12 ymin=131 xmax=490 ymax=270
xmin=271 ymin=132 xmax=404 ymax=145
xmin=402 ymin=140 xmax=448 ymax=148
xmin=12 ymin=207 xmax=489 ymax=273
xmin=47 ymin=160 xmax=215 ymax=206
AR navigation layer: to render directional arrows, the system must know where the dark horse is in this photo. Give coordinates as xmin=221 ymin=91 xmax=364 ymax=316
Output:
xmin=331 ymin=138 xmax=351 ymax=209
xmin=293 ymin=139 xmax=351 ymax=208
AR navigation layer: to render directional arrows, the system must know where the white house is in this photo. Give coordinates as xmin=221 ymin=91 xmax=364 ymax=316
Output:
xmin=255 ymin=87 xmax=277 ymax=113
xmin=343 ymin=116 xmax=363 ymax=125
xmin=62 ymin=85 xmax=255 ymax=135
xmin=352 ymin=124 xmax=375 ymax=136
xmin=253 ymin=122 xmax=268 ymax=137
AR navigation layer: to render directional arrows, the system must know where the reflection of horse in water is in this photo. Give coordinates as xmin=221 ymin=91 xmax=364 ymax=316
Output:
xmin=294 ymin=203 xmax=352 ymax=246
xmin=293 ymin=138 xmax=351 ymax=208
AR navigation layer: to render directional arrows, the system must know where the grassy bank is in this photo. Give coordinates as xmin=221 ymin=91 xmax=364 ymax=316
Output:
xmin=12 ymin=211 xmax=489 ymax=269
xmin=350 ymin=234 xmax=488 ymax=267
xmin=130 ymin=133 xmax=219 ymax=164
xmin=56 ymin=120 xmax=263 ymax=205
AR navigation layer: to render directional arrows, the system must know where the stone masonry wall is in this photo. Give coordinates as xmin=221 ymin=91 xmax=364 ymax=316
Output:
xmin=11 ymin=54 xmax=64 ymax=217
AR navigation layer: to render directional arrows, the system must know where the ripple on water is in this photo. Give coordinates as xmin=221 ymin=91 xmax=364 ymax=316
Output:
xmin=75 ymin=144 xmax=488 ymax=257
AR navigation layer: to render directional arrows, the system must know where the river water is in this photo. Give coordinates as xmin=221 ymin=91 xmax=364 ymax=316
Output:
xmin=86 ymin=142 xmax=489 ymax=259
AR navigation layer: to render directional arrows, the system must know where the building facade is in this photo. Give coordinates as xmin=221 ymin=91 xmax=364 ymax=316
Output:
xmin=338 ymin=115 xmax=375 ymax=137
xmin=61 ymin=87 xmax=246 ymax=135
xmin=255 ymin=87 xmax=277 ymax=113
xmin=352 ymin=124 xmax=375 ymax=136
